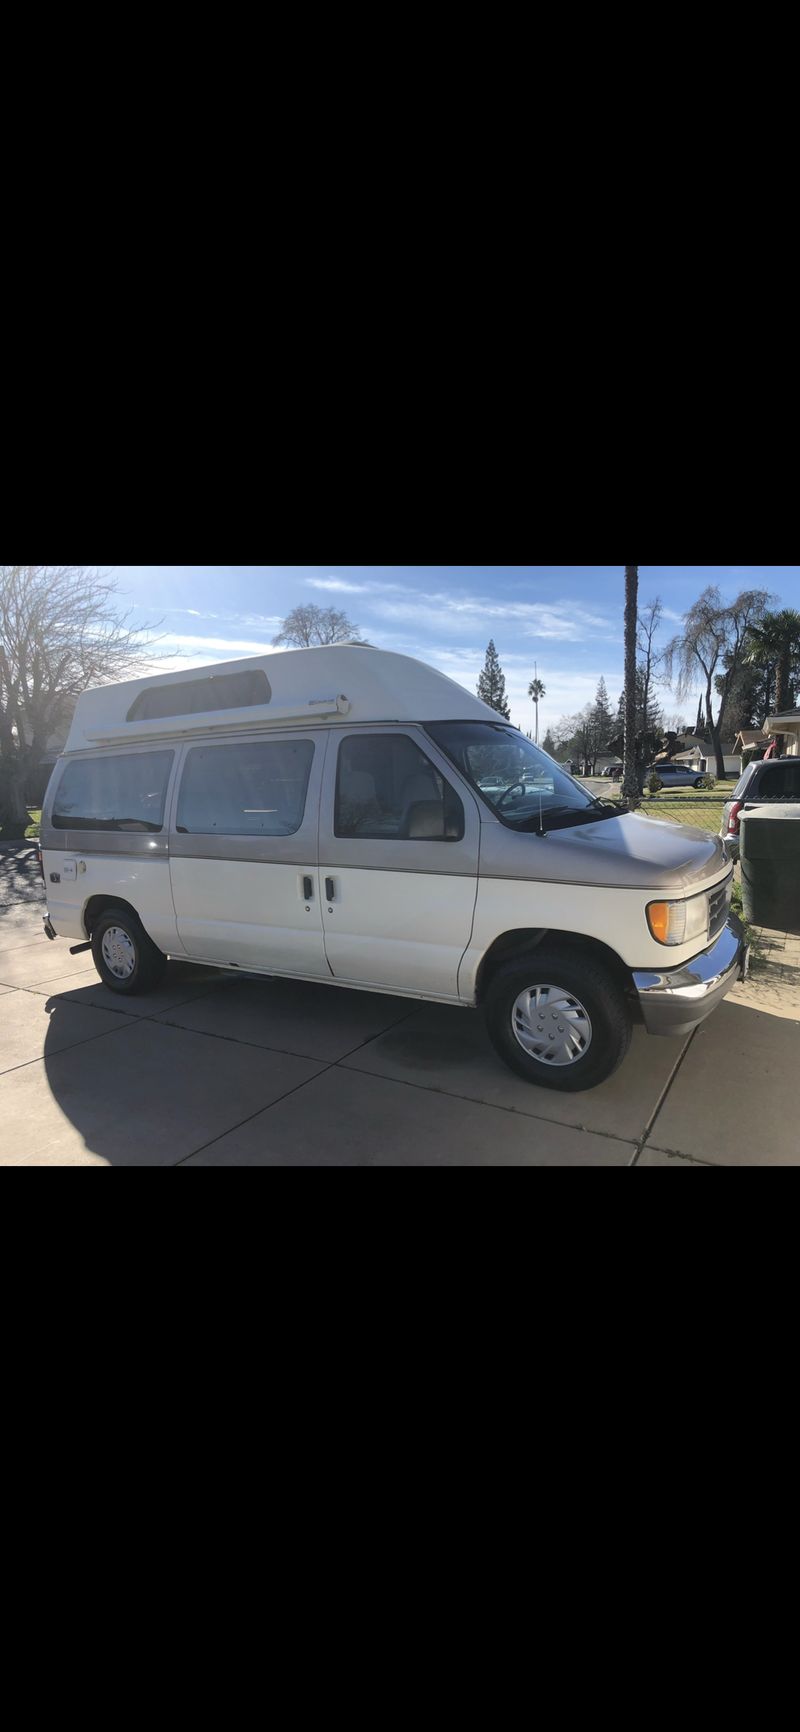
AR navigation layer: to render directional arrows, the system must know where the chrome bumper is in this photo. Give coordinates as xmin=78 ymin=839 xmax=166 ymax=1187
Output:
xmin=633 ymin=915 xmax=746 ymax=1038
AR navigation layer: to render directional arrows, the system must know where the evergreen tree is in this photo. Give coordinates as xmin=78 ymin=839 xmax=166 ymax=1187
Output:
xmin=616 ymin=669 xmax=662 ymax=740
xmin=542 ymin=729 xmax=557 ymax=757
xmin=477 ymin=640 xmax=511 ymax=719
xmin=593 ymin=676 xmax=614 ymax=751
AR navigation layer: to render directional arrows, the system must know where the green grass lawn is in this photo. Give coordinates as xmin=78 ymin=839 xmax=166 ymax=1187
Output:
xmin=637 ymin=786 xmax=730 ymax=837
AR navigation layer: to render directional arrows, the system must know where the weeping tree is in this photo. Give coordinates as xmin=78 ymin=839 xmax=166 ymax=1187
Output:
xmin=0 ymin=565 xmax=160 ymax=836
xmin=664 ymin=585 xmax=770 ymax=779
xmin=622 ymin=565 xmax=640 ymax=806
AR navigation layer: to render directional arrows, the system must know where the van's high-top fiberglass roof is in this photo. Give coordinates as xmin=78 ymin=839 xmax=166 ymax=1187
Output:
xmin=64 ymin=645 xmax=499 ymax=754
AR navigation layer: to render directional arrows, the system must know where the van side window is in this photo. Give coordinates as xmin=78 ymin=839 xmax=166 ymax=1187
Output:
xmin=176 ymin=739 xmax=315 ymax=836
xmin=52 ymin=751 xmax=174 ymax=832
xmin=335 ymin=735 xmax=464 ymax=840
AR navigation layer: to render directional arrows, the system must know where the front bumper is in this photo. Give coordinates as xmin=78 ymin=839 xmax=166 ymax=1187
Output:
xmin=633 ymin=915 xmax=746 ymax=1038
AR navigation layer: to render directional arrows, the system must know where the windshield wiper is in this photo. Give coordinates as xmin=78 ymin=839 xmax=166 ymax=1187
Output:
xmin=517 ymin=805 xmax=619 ymax=835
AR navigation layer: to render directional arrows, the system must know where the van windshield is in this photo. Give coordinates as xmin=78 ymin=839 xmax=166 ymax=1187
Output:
xmin=426 ymin=723 xmax=604 ymax=831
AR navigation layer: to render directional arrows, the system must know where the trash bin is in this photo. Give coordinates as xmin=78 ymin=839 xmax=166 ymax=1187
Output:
xmin=740 ymin=811 xmax=800 ymax=933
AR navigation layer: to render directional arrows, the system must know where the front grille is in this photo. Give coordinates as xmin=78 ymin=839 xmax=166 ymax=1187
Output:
xmin=708 ymin=874 xmax=733 ymax=940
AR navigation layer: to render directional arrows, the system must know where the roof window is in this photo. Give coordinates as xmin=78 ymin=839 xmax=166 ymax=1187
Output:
xmin=127 ymin=669 xmax=271 ymax=723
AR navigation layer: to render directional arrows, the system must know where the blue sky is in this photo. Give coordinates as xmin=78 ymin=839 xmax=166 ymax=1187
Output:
xmin=113 ymin=565 xmax=800 ymax=737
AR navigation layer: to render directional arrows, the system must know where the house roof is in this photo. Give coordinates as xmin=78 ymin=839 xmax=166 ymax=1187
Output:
xmin=766 ymin=708 xmax=800 ymax=730
xmin=674 ymin=738 xmax=734 ymax=756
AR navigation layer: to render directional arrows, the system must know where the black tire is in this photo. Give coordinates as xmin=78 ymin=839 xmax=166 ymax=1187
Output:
xmin=694 ymin=779 xmax=705 ymax=790
xmin=91 ymin=905 xmax=167 ymax=995
xmin=484 ymin=947 xmax=632 ymax=1093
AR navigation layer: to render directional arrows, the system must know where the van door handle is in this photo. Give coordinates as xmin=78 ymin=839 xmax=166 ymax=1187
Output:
xmin=302 ymin=875 xmax=314 ymax=900
xmin=325 ymin=877 xmax=336 ymax=902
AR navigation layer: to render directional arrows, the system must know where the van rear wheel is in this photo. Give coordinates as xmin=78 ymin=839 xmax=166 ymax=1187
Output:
xmin=485 ymin=949 xmax=632 ymax=1092
xmin=91 ymin=906 xmax=167 ymax=995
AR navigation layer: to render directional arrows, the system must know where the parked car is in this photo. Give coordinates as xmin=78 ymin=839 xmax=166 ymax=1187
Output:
xmin=39 ymin=645 xmax=743 ymax=1094
xmin=648 ymin=762 xmax=708 ymax=789
xmin=602 ymin=764 xmax=623 ymax=778
xmin=721 ymin=757 xmax=800 ymax=859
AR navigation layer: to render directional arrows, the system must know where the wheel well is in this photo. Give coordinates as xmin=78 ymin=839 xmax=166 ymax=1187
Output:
xmin=475 ymin=928 xmax=634 ymax=1003
xmin=82 ymin=894 xmax=141 ymax=939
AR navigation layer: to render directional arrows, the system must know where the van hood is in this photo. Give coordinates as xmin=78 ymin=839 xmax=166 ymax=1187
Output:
xmin=479 ymin=810 xmax=729 ymax=892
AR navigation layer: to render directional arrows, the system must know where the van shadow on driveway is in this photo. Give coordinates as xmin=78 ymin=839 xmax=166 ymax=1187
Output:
xmin=3 ymin=954 xmax=795 ymax=1165
xmin=22 ymin=961 xmax=675 ymax=1165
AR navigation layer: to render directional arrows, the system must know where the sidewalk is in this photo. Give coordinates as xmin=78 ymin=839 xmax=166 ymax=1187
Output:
xmin=1 ymin=892 xmax=798 ymax=1165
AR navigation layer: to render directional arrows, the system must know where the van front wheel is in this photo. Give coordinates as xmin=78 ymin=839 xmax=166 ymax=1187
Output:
xmin=91 ymin=907 xmax=167 ymax=995
xmin=485 ymin=949 xmax=632 ymax=1092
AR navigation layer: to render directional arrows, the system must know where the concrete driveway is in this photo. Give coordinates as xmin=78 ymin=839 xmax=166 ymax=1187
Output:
xmin=1 ymin=852 xmax=798 ymax=1166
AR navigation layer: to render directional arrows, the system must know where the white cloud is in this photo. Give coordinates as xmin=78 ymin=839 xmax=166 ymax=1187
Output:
xmin=308 ymin=579 xmax=612 ymax=641
xmin=366 ymin=595 xmax=610 ymax=641
xmin=308 ymin=578 xmax=386 ymax=595
xmin=161 ymin=634 xmax=281 ymax=656
xmin=165 ymin=607 xmax=282 ymax=629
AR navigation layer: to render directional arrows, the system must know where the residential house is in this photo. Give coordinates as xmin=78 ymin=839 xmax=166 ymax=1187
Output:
xmin=672 ymin=736 xmax=740 ymax=776
xmin=733 ymin=728 xmax=768 ymax=770
xmin=765 ymin=707 xmax=800 ymax=757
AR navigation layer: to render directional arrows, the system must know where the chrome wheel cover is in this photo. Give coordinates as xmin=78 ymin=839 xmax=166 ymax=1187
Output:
xmin=512 ymin=983 xmax=592 ymax=1066
xmin=101 ymin=925 xmax=136 ymax=981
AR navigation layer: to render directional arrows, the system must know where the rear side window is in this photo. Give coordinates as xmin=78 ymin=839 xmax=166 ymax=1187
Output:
xmin=52 ymin=751 xmax=174 ymax=832
xmin=755 ymin=762 xmax=800 ymax=800
xmin=731 ymin=763 xmax=759 ymax=800
xmin=335 ymin=734 xmax=464 ymax=840
xmin=177 ymin=739 xmax=314 ymax=836
xmin=127 ymin=669 xmax=271 ymax=722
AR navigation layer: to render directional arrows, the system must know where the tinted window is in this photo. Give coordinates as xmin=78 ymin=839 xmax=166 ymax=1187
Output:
xmin=731 ymin=763 xmax=759 ymax=800
xmin=177 ymin=739 xmax=314 ymax=836
xmin=52 ymin=751 xmax=174 ymax=832
xmin=128 ymin=670 xmax=271 ymax=722
xmin=756 ymin=762 xmax=800 ymax=800
xmin=335 ymin=735 xmax=464 ymax=840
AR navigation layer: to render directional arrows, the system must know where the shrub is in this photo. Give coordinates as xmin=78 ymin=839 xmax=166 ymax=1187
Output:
xmin=698 ymin=773 xmax=716 ymax=790
xmin=648 ymin=772 xmax=663 ymax=794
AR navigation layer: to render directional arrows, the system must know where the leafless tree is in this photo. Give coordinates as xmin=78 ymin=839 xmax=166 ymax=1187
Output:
xmin=622 ymin=565 xmax=640 ymax=806
xmin=637 ymin=597 xmax=663 ymax=743
xmin=0 ymin=565 xmax=161 ymax=835
xmin=663 ymin=585 xmax=771 ymax=779
xmin=272 ymin=604 xmax=362 ymax=648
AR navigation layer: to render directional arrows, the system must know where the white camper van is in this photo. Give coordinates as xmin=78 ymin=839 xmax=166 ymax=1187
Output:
xmin=39 ymin=646 xmax=745 ymax=1092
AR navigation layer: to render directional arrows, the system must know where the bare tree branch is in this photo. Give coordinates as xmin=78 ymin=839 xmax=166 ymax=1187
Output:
xmin=0 ymin=564 xmax=162 ymax=834
xmin=272 ymin=604 xmax=362 ymax=647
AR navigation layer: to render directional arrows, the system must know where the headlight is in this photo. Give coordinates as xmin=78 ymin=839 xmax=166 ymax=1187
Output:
xmin=646 ymin=894 xmax=710 ymax=947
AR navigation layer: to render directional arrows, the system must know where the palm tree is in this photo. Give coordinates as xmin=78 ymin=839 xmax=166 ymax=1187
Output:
xmin=746 ymin=609 xmax=800 ymax=753
xmin=622 ymin=565 xmax=640 ymax=805
xmin=528 ymin=674 xmax=546 ymax=744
